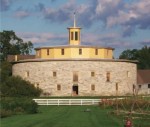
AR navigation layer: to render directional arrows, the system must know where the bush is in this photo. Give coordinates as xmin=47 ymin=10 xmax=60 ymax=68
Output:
xmin=0 ymin=61 xmax=12 ymax=82
xmin=1 ymin=76 xmax=42 ymax=97
xmin=0 ymin=98 xmax=39 ymax=118
xmin=99 ymin=98 xmax=150 ymax=111
xmin=21 ymin=99 xmax=38 ymax=114
xmin=0 ymin=109 xmax=12 ymax=118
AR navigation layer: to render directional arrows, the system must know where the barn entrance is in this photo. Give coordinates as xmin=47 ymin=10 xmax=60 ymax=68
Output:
xmin=72 ymin=85 xmax=78 ymax=96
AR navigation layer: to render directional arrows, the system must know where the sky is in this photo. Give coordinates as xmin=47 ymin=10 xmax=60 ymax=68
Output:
xmin=0 ymin=0 xmax=150 ymax=58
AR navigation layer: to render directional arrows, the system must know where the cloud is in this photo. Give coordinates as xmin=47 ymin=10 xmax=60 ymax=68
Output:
xmin=105 ymin=0 xmax=150 ymax=36
xmin=95 ymin=0 xmax=124 ymax=21
xmin=0 ymin=0 xmax=12 ymax=11
xmin=42 ymin=0 xmax=76 ymax=24
xmin=16 ymin=32 xmax=68 ymax=46
xmin=16 ymin=31 xmax=131 ymax=49
xmin=35 ymin=3 xmax=45 ymax=11
xmin=140 ymin=40 xmax=150 ymax=45
xmin=38 ymin=0 xmax=150 ymax=36
xmin=2 ymin=0 xmax=150 ymax=37
xmin=81 ymin=32 xmax=133 ymax=48
xmin=14 ymin=10 xmax=30 ymax=19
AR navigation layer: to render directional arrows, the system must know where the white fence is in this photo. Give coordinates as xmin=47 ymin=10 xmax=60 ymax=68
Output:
xmin=33 ymin=99 xmax=101 ymax=106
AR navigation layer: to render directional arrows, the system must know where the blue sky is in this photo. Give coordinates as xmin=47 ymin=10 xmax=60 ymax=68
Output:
xmin=1 ymin=0 xmax=150 ymax=58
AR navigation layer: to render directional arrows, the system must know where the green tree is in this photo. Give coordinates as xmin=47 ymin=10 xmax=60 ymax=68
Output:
xmin=1 ymin=76 xmax=41 ymax=97
xmin=119 ymin=46 xmax=150 ymax=69
xmin=138 ymin=46 xmax=150 ymax=69
xmin=0 ymin=30 xmax=33 ymax=61
xmin=0 ymin=61 xmax=12 ymax=82
xmin=0 ymin=61 xmax=42 ymax=97
xmin=119 ymin=49 xmax=139 ymax=60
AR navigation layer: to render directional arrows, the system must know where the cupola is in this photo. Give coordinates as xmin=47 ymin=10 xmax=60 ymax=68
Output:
xmin=67 ymin=12 xmax=81 ymax=45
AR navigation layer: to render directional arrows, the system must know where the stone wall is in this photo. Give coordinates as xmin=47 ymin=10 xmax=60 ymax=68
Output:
xmin=12 ymin=60 xmax=137 ymax=96
xmin=137 ymin=84 xmax=150 ymax=95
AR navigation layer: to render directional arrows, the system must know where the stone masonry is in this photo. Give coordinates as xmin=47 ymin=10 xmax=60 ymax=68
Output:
xmin=12 ymin=60 xmax=137 ymax=96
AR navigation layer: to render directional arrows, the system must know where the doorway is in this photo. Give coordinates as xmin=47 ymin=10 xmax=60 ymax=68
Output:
xmin=72 ymin=85 xmax=78 ymax=96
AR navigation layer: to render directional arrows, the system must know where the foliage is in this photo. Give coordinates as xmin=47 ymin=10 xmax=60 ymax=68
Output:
xmin=99 ymin=98 xmax=150 ymax=111
xmin=0 ymin=30 xmax=33 ymax=61
xmin=0 ymin=98 xmax=38 ymax=118
xmin=0 ymin=61 xmax=42 ymax=97
xmin=1 ymin=76 xmax=41 ymax=97
xmin=0 ymin=109 xmax=12 ymax=118
xmin=0 ymin=61 xmax=12 ymax=82
xmin=119 ymin=46 xmax=150 ymax=69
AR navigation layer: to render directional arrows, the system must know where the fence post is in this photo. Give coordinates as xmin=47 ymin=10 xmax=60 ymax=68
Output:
xmin=47 ymin=100 xmax=48 ymax=106
xmin=58 ymin=99 xmax=59 ymax=106
xmin=92 ymin=100 xmax=94 ymax=105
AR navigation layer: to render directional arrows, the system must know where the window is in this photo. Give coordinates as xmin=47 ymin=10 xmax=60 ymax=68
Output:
xmin=47 ymin=49 xmax=50 ymax=55
xmin=61 ymin=49 xmax=64 ymax=55
xmin=91 ymin=72 xmax=95 ymax=77
xmin=133 ymin=84 xmax=136 ymax=94
xmin=91 ymin=84 xmax=95 ymax=91
xmin=73 ymin=72 xmax=78 ymax=82
xmin=127 ymin=71 xmax=130 ymax=77
xmin=75 ymin=31 xmax=78 ymax=40
xmin=106 ymin=72 xmax=110 ymax=82
xmin=148 ymin=84 xmax=150 ymax=88
xmin=57 ymin=84 xmax=61 ymax=91
xmin=71 ymin=32 xmax=73 ymax=40
xmin=139 ymin=85 xmax=141 ymax=89
xmin=95 ymin=49 xmax=98 ymax=55
xmin=53 ymin=72 xmax=57 ymax=77
xmin=116 ymin=83 xmax=118 ymax=91
xmin=25 ymin=71 xmax=29 ymax=77
xmin=79 ymin=48 xmax=82 ymax=55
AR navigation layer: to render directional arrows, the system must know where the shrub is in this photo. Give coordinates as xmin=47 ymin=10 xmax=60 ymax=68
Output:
xmin=0 ymin=97 xmax=39 ymax=118
xmin=0 ymin=109 xmax=12 ymax=118
xmin=1 ymin=76 xmax=42 ymax=97
xmin=99 ymin=98 xmax=150 ymax=111
xmin=0 ymin=61 xmax=12 ymax=82
xmin=22 ymin=99 xmax=38 ymax=114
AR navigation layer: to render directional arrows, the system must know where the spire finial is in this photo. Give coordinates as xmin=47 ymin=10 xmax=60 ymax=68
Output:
xmin=73 ymin=11 xmax=76 ymax=27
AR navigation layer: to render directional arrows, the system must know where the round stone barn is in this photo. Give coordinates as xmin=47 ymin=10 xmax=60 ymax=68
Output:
xmin=12 ymin=17 xmax=137 ymax=96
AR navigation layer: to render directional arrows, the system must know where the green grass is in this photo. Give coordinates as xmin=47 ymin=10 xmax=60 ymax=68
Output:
xmin=1 ymin=106 xmax=122 ymax=127
xmin=1 ymin=106 xmax=150 ymax=127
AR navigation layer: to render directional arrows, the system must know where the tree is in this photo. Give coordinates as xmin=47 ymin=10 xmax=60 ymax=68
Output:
xmin=0 ymin=30 xmax=33 ymax=61
xmin=0 ymin=61 xmax=12 ymax=82
xmin=1 ymin=76 xmax=41 ymax=97
xmin=119 ymin=46 xmax=150 ymax=69
xmin=0 ymin=61 xmax=42 ymax=97
xmin=138 ymin=46 xmax=150 ymax=69
xmin=119 ymin=49 xmax=139 ymax=60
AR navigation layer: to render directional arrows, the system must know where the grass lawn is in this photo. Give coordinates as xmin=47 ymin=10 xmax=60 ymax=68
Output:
xmin=1 ymin=106 xmax=123 ymax=127
xmin=1 ymin=106 xmax=150 ymax=127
